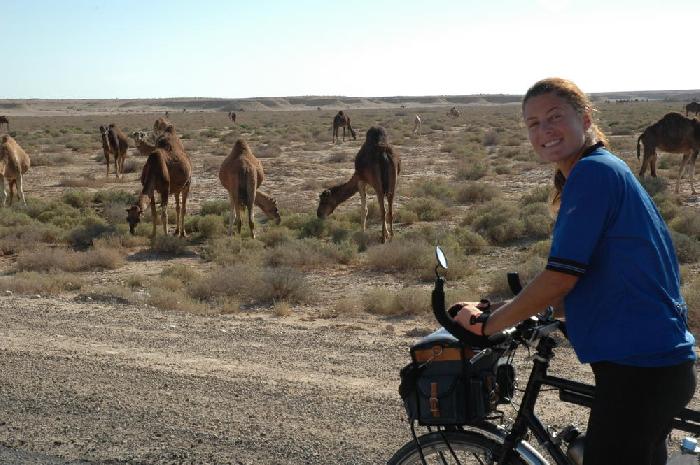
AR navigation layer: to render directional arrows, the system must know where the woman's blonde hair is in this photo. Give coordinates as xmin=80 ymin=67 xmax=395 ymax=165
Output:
xmin=522 ymin=78 xmax=609 ymax=211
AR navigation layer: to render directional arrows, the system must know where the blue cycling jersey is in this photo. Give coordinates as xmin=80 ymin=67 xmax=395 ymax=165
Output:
xmin=546 ymin=145 xmax=696 ymax=366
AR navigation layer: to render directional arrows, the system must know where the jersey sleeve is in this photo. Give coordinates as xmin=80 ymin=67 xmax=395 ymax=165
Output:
xmin=547 ymin=160 xmax=617 ymax=276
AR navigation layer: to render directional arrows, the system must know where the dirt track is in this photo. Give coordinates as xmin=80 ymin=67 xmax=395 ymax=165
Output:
xmin=0 ymin=292 xmax=605 ymax=465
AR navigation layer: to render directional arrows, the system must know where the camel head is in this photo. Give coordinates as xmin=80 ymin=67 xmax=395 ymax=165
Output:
xmin=317 ymin=189 xmax=336 ymax=219
xmin=126 ymin=204 xmax=142 ymax=235
xmin=365 ymin=126 xmax=388 ymax=146
xmin=131 ymin=131 xmax=146 ymax=143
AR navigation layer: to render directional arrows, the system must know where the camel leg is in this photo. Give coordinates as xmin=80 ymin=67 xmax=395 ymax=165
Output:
xmin=649 ymin=152 xmax=657 ymax=178
xmin=114 ymin=155 xmax=119 ymax=179
xmin=227 ymin=192 xmax=237 ymax=236
xmin=160 ymin=193 xmax=168 ymax=236
xmin=0 ymin=175 xmax=6 ymax=207
xmin=247 ymin=201 xmax=255 ymax=239
xmin=149 ymin=194 xmax=158 ymax=238
xmin=234 ymin=202 xmax=243 ymax=235
xmin=689 ymin=150 xmax=698 ymax=195
xmin=376 ymin=191 xmax=387 ymax=243
xmin=676 ymin=152 xmax=690 ymax=194
xmin=180 ymin=187 xmax=189 ymax=238
xmin=387 ymin=192 xmax=395 ymax=240
xmin=358 ymin=182 xmax=368 ymax=232
xmin=13 ymin=176 xmax=25 ymax=206
xmin=106 ymin=152 xmax=110 ymax=178
xmin=174 ymin=194 xmax=181 ymax=236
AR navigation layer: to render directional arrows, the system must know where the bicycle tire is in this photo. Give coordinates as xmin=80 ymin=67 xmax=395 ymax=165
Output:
xmin=387 ymin=431 xmax=527 ymax=465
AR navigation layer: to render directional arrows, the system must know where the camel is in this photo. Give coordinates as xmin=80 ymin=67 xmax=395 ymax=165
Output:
xmin=448 ymin=106 xmax=460 ymax=118
xmin=152 ymin=118 xmax=185 ymax=152
xmin=131 ymin=131 xmax=156 ymax=157
xmin=99 ymin=126 xmax=114 ymax=177
xmin=219 ymin=139 xmax=280 ymax=238
xmin=686 ymin=102 xmax=700 ymax=118
xmin=228 ymin=111 xmax=237 ymax=123
xmin=332 ymin=111 xmax=357 ymax=143
xmin=126 ymin=126 xmax=192 ymax=238
xmin=0 ymin=116 xmax=9 ymax=133
xmin=413 ymin=114 xmax=422 ymax=136
xmin=107 ymin=124 xmax=129 ymax=179
xmin=0 ymin=135 xmax=31 ymax=207
xmin=637 ymin=112 xmax=700 ymax=194
xmin=317 ymin=126 xmax=400 ymax=243
xmin=165 ymin=111 xmax=170 ymax=118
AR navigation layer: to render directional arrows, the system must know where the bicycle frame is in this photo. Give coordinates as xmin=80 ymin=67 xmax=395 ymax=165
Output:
xmin=497 ymin=331 xmax=700 ymax=464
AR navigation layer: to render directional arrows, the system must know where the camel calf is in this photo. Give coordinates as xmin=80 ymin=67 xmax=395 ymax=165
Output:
xmin=219 ymin=139 xmax=280 ymax=238
xmin=637 ymin=112 xmax=700 ymax=194
xmin=318 ymin=126 xmax=400 ymax=243
xmin=0 ymin=135 xmax=31 ymax=206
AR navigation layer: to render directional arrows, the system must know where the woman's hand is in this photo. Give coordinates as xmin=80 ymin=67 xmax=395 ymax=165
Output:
xmin=449 ymin=301 xmax=490 ymax=335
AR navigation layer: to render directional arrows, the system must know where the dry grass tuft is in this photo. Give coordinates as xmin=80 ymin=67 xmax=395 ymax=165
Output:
xmin=0 ymin=272 xmax=83 ymax=295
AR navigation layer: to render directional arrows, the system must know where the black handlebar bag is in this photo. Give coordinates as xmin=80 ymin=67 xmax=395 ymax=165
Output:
xmin=399 ymin=328 xmax=496 ymax=426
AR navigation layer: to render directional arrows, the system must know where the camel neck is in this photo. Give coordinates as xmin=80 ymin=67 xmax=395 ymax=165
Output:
xmin=330 ymin=175 xmax=360 ymax=203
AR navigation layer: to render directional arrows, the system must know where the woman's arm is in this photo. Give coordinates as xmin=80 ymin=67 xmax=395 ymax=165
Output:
xmin=455 ymin=269 xmax=578 ymax=335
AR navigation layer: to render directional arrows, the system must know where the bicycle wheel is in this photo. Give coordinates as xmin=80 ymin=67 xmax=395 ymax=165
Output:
xmin=387 ymin=431 xmax=527 ymax=465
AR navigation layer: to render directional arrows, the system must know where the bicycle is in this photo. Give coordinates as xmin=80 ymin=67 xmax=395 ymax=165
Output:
xmin=388 ymin=247 xmax=700 ymax=465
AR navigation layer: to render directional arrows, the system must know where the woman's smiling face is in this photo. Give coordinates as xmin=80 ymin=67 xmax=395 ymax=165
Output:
xmin=523 ymin=92 xmax=591 ymax=166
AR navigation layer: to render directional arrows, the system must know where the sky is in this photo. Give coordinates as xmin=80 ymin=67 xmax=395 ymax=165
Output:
xmin=1 ymin=0 xmax=698 ymax=99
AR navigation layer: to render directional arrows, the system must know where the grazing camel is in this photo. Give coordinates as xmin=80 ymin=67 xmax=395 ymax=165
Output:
xmin=131 ymin=131 xmax=156 ymax=156
xmin=637 ymin=112 xmax=700 ymax=194
xmin=448 ymin=106 xmax=460 ymax=118
xmin=686 ymin=102 xmax=700 ymax=118
xmin=317 ymin=126 xmax=401 ymax=243
xmin=332 ymin=111 xmax=357 ymax=143
xmin=219 ymin=139 xmax=280 ymax=238
xmin=413 ymin=114 xmax=422 ymax=136
xmin=0 ymin=135 xmax=30 ymax=206
xmin=107 ymin=124 xmax=129 ymax=179
xmin=126 ymin=126 xmax=192 ymax=238
xmin=0 ymin=116 xmax=9 ymax=133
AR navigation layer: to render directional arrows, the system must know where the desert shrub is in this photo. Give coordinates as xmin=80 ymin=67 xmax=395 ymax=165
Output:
xmin=147 ymin=287 xmax=209 ymax=314
xmin=669 ymin=210 xmax=700 ymax=239
xmin=409 ymin=178 xmax=455 ymax=204
xmin=453 ymin=228 xmax=488 ymax=254
xmin=671 ymin=231 xmax=700 ymax=264
xmin=258 ymin=267 xmax=313 ymax=303
xmin=366 ymin=238 xmax=432 ymax=273
xmin=94 ymin=190 xmax=136 ymax=206
xmin=494 ymin=164 xmax=512 ymax=175
xmin=202 ymin=236 xmax=264 ymax=265
xmin=683 ymin=276 xmax=700 ymax=331
xmin=200 ymin=199 xmax=230 ymax=216
xmin=394 ymin=209 xmax=419 ymax=225
xmin=403 ymin=198 xmax=448 ymax=222
xmin=361 ymin=286 xmax=431 ymax=316
xmin=193 ymin=215 xmax=226 ymax=239
xmin=469 ymin=200 xmax=525 ymax=245
xmin=16 ymin=246 xmax=124 ymax=272
xmin=257 ymin=226 xmax=295 ymax=247
xmin=161 ymin=264 xmax=202 ymax=283
xmin=521 ymin=203 xmax=553 ymax=239
xmin=298 ymin=216 xmax=328 ymax=238
xmin=78 ymin=285 xmax=135 ymax=305
xmin=121 ymin=159 xmax=140 ymax=174
xmin=456 ymin=162 xmax=487 ymax=181
xmin=264 ymin=238 xmax=353 ymax=267
xmin=151 ymin=235 xmax=188 ymax=255
xmin=483 ymin=129 xmax=499 ymax=146
xmin=327 ymin=152 xmax=351 ymax=163
xmin=638 ymin=176 xmax=668 ymax=197
xmin=0 ymin=271 xmax=83 ymax=295
xmin=654 ymin=194 xmax=681 ymax=223
xmin=0 ymin=210 xmax=33 ymax=227
xmin=126 ymin=274 xmax=148 ymax=288
xmin=455 ymin=182 xmax=499 ymax=204
xmin=256 ymin=145 xmax=282 ymax=158
xmin=67 ymin=219 xmax=118 ymax=249
xmin=520 ymin=185 xmax=551 ymax=205
xmin=62 ymin=190 xmax=93 ymax=209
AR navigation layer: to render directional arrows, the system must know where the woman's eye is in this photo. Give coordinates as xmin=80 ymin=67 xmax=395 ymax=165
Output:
xmin=551 ymin=114 xmax=562 ymax=121
xmin=527 ymin=122 xmax=539 ymax=129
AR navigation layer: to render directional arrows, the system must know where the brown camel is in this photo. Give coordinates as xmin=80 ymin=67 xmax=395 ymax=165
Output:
xmin=228 ymin=111 xmax=237 ymax=123
xmin=332 ymin=111 xmax=357 ymax=143
xmin=448 ymin=106 xmax=461 ymax=118
xmin=107 ymin=123 xmax=129 ymax=179
xmin=0 ymin=135 xmax=31 ymax=206
xmin=637 ymin=112 xmax=700 ymax=194
xmin=99 ymin=126 xmax=113 ymax=177
xmin=317 ymin=126 xmax=400 ymax=243
xmin=218 ymin=139 xmax=280 ymax=238
xmin=0 ymin=116 xmax=9 ymax=133
xmin=153 ymin=118 xmax=185 ymax=152
xmin=686 ymin=102 xmax=700 ymax=118
xmin=126 ymin=126 xmax=192 ymax=238
xmin=131 ymin=131 xmax=156 ymax=157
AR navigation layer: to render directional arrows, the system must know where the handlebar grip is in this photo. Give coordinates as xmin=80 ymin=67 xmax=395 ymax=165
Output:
xmin=432 ymin=277 xmax=494 ymax=347
xmin=507 ymin=272 xmax=523 ymax=295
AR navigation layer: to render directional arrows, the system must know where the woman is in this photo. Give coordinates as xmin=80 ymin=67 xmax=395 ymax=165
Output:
xmin=453 ymin=78 xmax=696 ymax=465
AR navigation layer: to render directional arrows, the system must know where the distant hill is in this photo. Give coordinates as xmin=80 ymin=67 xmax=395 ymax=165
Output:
xmin=1 ymin=90 xmax=698 ymax=116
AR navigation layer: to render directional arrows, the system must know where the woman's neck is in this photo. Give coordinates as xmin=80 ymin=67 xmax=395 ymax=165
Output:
xmin=556 ymin=142 xmax=588 ymax=178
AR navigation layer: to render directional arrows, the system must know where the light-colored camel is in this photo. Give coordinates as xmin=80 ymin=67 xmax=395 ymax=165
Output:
xmin=448 ymin=106 xmax=460 ymax=118
xmin=131 ymin=131 xmax=156 ymax=157
xmin=317 ymin=126 xmax=400 ymax=243
xmin=0 ymin=135 xmax=31 ymax=206
xmin=107 ymin=123 xmax=129 ymax=179
xmin=126 ymin=126 xmax=192 ymax=238
xmin=686 ymin=102 xmax=700 ymax=118
xmin=638 ymin=112 xmax=700 ymax=194
xmin=332 ymin=111 xmax=357 ymax=143
xmin=219 ymin=139 xmax=280 ymax=238
xmin=0 ymin=116 xmax=9 ymax=133
xmin=413 ymin=114 xmax=422 ymax=136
